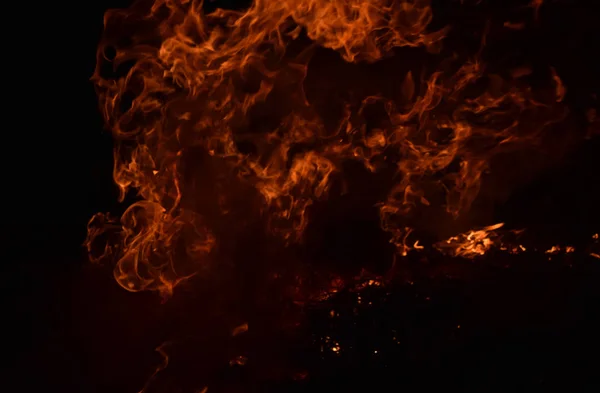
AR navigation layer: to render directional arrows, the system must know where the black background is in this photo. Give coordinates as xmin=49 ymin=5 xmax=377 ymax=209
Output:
xmin=5 ymin=0 xmax=600 ymax=392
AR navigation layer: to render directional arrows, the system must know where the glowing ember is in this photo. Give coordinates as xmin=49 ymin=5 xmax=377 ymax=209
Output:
xmin=435 ymin=223 xmax=505 ymax=258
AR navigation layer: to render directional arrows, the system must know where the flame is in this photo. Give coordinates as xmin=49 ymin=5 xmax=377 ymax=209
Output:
xmin=139 ymin=342 xmax=171 ymax=393
xmin=88 ymin=0 xmax=572 ymax=298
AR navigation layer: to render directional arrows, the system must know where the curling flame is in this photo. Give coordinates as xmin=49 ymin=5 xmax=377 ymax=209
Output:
xmin=88 ymin=0 xmax=570 ymax=296
xmin=139 ymin=343 xmax=171 ymax=393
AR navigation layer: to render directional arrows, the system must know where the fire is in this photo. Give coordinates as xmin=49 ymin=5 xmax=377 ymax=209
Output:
xmin=88 ymin=0 xmax=579 ymax=301
xmin=435 ymin=222 xmax=505 ymax=258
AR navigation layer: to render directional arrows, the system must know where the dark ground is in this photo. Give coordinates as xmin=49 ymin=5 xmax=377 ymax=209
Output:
xmin=4 ymin=1 xmax=600 ymax=392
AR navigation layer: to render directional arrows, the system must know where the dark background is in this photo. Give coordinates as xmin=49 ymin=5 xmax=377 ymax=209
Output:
xmin=5 ymin=0 xmax=600 ymax=392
